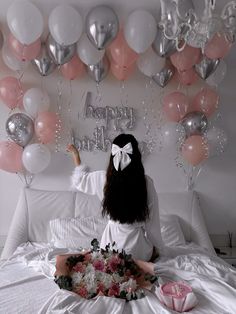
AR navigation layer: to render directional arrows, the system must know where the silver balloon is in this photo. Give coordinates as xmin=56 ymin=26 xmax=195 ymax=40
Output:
xmin=152 ymin=26 xmax=177 ymax=57
xmin=180 ymin=111 xmax=208 ymax=137
xmin=6 ymin=113 xmax=34 ymax=147
xmin=31 ymin=44 xmax=57 ymax=76
xmin=87 ymin=55 xmax=110 ymax=83
xmin=152 ymin=63 xmax=175 ymax=88
xmin=86 ymin=5 xmax=119 ymax=50
xmin=47 ymin=34 xmax=76 ymax=65
xmin=195 ymin=56 xmax=220 ymax=80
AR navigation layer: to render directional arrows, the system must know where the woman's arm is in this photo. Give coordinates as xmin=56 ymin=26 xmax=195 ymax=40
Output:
xmin=67 ymin=144 xmax=81 ymax=166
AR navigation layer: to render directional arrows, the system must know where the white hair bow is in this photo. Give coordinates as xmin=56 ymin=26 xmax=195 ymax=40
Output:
xmin=111 ymin=142 xmax=133 ymax=171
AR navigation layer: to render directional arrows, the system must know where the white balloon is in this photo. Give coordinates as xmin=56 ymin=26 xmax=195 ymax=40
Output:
xmin=7 ymin=0 xmax=43 ymax=45
xmin=22 ymin=144 xmax=51 ymax=174
xmin=77 ymin=33 xmax=105 ymax=65
xmin=161 ymin=122 xmax=186 ymax=149
xmin=124 ymin=10 xmax=157 ymax=53
xmin=23 ymin=88 xmax=50 ymax=119
xmin=2 ymin=44 xmax=29 ymax=71
xmin=137 ymin=48 xmax=166 ymax=77
xmin=49 ymin=5 xmax=83 ymax=46
xmin=205 ymin=127 xmax=228 ymax=157
xmin=206 ymin=60 xmax=227 ymax=87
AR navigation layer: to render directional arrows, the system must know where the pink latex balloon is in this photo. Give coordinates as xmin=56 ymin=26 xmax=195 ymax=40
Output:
xmin=8 ymin=33 xmax=41 ymax=61
xmin=0 ymin=76 xmax=24 ymax=109
xmin=163 ymin=91 xmax=190 ymax=122
xmin=35 ymin=112 xmax=60 ymax=144
xmin=61 ymin=55 xmax=85 ymax=80
xmin=177 ymin=68 xmax=198 ymax=86
xmin=181 ymin=135 xmax=209 ymax=166
xmin=205 ymin=33 xmax=232 ymax=59
xmin=0 ymin=141 xmax=23 ymax=173
xmin=170 ymin=45 xmax=201 ymax=71
xmin=192 ymin=88 xmax=219 ymax=117
xmin=108 ymin=30 xmax=138 ymax=67
xmin=110 ymin=62 xmax=135 ymax=81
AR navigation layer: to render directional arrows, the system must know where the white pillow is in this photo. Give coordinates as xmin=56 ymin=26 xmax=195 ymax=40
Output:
xmin=160 ymin=214 xmax=186 ymax=246
xmin=50 ymin=216 xmax=108 ymax=249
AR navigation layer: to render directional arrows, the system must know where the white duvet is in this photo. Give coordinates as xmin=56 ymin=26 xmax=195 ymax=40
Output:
xmin=0 ymin=243 xmax=236 ymax=314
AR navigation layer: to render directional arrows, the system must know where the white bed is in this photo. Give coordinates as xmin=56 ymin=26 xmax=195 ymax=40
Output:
xmin=0 ymin=188 xmax=236 ymax=314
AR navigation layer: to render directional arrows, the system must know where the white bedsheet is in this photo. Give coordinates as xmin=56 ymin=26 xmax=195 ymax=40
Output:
xmin=0 ymin=243 xmax=236 ymax=314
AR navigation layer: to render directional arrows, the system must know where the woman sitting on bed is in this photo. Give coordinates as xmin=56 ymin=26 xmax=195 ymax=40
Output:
xmin=67 ymin=133 xmax=164 ymax=262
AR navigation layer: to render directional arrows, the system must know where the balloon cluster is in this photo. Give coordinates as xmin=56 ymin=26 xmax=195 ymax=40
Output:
xmin=0 ymin=81 xmax=61 ymax=175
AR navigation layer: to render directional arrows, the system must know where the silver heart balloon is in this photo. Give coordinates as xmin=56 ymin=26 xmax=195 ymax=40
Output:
xmin=6 ymin=113 xmax=34 ymax=147
xmin=152 ymin=26 xmax=177 ymax=58
xmin=86 ymin=5 xmax=119 ymax=50
xmin=180 ymin=111 xmax=208 ymax=137
xmin=195 ymin=56 xmax=220 ymax=80
xmin=152 ymin=63 xmax=175 ymax=88
xmin=31 ymin=44 xmax=57 ymax=76
xmin=87 ymin=55 xmax=110 ymax=83
xmin=47 ymin=35 xmax=76 ymax=65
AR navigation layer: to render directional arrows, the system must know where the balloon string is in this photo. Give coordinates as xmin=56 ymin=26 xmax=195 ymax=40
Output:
xmin=55 ymin=76 xmax=63 ymax=152
xmin=66 ymin=80 xmax=73 ymax=148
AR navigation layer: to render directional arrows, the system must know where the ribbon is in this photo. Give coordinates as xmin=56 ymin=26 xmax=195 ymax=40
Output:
xmin=111 ymin=142 xmax=133 ymax=171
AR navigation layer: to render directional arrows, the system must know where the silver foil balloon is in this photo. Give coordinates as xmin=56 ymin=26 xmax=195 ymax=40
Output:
xmin=152 ymin=63 xmax=175 ymax=88
xmin=87 ymin=55 xmax=110 ymax=83
xmin=31 ymin=44 xmax=57 ymax=76
xmin=47 ymin=34 xmax=76 ymax=65
xmin=6 ymin=113 xmax=34 ymax=147
xmin=152 ymin=26 xmax=177 ymax=57
xmin=195 ymin=56 xmax=220 ymax=80
xmin=181 ymin=111 xmax=208 ymax=137
xmin=86 ymin=5 xmax=119 ymax=50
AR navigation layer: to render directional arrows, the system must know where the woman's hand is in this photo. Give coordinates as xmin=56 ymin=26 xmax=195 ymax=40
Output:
xmin=67 ymin=144 xmax=81 ymax=166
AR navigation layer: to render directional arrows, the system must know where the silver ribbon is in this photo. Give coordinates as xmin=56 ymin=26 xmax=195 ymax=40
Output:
xmin=111 ymin=142 xmax=133 ymax=171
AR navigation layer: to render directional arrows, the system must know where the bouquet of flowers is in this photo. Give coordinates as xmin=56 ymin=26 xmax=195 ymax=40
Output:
xmin=54 ymin=239 xmax=157 ymax=301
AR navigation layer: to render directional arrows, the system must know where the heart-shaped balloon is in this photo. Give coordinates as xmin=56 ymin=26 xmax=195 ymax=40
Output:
xmin=87 ymin=55 xmax=110 ymax=83
xmin=6 ymin=113 xmax=34 ymax=147
xmin=152 ymin=64 xmax=175 ymax=88
xmin=31 ymin=44 xmax=57 ymax=76
xmin=152 ymin=27 xmax=177 ymax=58
xmin=195 ymin=56 xmax=220 ymax=80
xmin=47 ymin=35 xmax=76 ymax=65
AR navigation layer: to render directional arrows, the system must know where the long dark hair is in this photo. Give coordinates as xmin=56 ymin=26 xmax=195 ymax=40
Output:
xmin=102 ymin=134 xmax=149 ymax=224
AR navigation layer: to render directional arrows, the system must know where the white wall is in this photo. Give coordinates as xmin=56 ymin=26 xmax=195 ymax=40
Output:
xmin=0 ymin=0 xmax=236 ymax=241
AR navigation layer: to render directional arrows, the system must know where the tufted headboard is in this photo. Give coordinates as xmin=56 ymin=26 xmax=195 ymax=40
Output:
xmin=1 ymin=188 xmax=215 ymax=259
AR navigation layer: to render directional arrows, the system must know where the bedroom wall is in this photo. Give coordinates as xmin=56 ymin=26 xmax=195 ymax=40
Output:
xmin=0 ymin=0 xmax=236 ymax=246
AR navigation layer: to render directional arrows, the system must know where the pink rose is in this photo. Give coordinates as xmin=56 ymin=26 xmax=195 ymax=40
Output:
xmin=108 ymin=283 xmax=120 ymax=297
xmin=97 ymin=282 xmax=105 ymax=294
xmin=73 ymin=262 xmax=86 ymax=273
xmin=77 ymin=286 xmax=88 ymax=298
xmin=93 ymin=259 xmax=105 ymax=271
xmin=108 ymin=255 xmax=121 ymax=272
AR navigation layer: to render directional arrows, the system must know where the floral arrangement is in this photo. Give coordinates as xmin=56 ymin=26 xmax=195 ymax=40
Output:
xmin=54 ymin=239 xmax=157 ymax=301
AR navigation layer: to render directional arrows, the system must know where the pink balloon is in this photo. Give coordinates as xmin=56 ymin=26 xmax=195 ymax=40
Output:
xmin=181 ymin=135 xmax=209 ymax=166
xmin=35 ymin=112 xmax=60 ymax=144
xmin=170 ymin=45 xmax=201 ymax=71
xmin=108 ymin=30 xmax=138 ymax=67
xmin=0 ymin=76 xmax=24 ymax=109
xmin=205 ymin=33 xmax=232 ymax=59
xmin=163 ymin=91 xmax=190 ymax=122
xmin=8 ymin=33 xmax=41 ymax=61
xmin=0 ymin=141 xmax=23 ymax=173
xmin=177 ymin=68 xmax=198 ymax=86
xmin=192 ymin=88 xmax=219 ymax=117
xmin=110 ymin=62 xmax=135 ymax=81
xmin=61 ymin=55 xmax=85 ymax=80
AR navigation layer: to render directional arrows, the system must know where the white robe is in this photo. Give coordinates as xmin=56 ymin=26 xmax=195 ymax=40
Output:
xmin=71 ymin=165 xmax=164 ymax=261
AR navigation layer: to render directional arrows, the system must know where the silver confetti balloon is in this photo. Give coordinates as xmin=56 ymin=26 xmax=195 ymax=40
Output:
xmin=47 ymin=34 xmax=76 ymax=65
xmin=152 ymin=26 xmax=177 ymax=58
xmin=181 ymin=111 xmax=208 ymax=137
xmin=86 ymin=5 xmax=119 ymax=50
xmin=6 ymin=113 xmax=34 ymax=147
xmin=195 ymin=56 xmax=220 ymax=80
xmin=87 ymin=55 xmax=110 ymax=83
xmin=31 ymin=44 xmax=57 ymax=76
xmin=152 ymin=63 xmax=175 ymax=88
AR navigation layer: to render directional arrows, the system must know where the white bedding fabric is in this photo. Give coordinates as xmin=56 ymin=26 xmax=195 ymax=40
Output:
xmin=0 ymin=243 xmax=236 ymax=314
